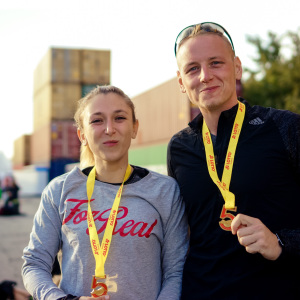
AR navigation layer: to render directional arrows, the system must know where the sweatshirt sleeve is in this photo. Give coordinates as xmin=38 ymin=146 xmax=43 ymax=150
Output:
xmin=22 ymin=187 xmax=67 ymax=300
xmin=157 ymin=182 xmax=189 ymax=300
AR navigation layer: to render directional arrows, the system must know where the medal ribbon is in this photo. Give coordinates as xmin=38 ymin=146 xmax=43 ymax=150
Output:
xmin=202 ymin=101 xmax=245 ymax=209
xmin=86 ymin=164 xmax=131 ymax=278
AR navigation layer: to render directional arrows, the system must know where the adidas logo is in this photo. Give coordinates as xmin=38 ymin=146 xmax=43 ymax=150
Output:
xmin=249 ymin=117 xmax=264 ymax=125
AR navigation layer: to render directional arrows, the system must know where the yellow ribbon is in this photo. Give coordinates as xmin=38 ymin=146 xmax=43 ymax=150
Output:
xmin=86 ymin=164 xmax=132 ymax=278
xmin=202 ymin=101 xmax=245 ymax=209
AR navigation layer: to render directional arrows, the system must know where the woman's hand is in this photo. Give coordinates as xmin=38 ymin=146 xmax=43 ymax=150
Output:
xmin=79 ymin=295 xmax=110 ymax=300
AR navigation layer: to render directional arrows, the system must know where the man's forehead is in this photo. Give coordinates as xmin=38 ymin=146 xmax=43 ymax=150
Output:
xmin=177 ymin=34 xmax=234 ymax=63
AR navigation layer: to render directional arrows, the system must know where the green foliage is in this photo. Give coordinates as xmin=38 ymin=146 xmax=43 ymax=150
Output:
xmin=243 ymin=29 xmax=300 ymax=113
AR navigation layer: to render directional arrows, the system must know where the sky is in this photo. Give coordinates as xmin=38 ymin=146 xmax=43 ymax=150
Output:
xmin=0 ymin=0 xmax=299 ymax=160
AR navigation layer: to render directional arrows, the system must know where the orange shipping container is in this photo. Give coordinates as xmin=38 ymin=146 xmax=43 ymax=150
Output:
xmin=12 ymin=134 xmax=31 ymax=169
xmin=33 ymin=83 xmax=81 ymax=130
xmin=31 ymin=120 xmax=80 ymax=165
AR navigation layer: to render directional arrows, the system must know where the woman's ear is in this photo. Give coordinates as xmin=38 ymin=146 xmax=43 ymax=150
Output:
xmin=132 ymin=119 xmax=139 ymax=139
xmin=77 ymin=128 xmax=87 ymax=145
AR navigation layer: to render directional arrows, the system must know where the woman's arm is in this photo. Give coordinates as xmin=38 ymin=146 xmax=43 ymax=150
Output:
xmin=157 ymin=183 xmax=189 ymax=300
xmin=22 ymin=190 xmax=66 ymax=300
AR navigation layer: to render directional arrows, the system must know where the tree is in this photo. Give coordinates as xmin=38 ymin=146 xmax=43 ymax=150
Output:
xmin=242 ymin=29 xmax=300 ymax=113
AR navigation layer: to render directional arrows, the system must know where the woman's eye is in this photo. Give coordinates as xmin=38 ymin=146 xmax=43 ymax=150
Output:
xmin=115 ymin=116 xmax=126 ymax=121
xmin=90 ymin=119 xmax=103 ymax=124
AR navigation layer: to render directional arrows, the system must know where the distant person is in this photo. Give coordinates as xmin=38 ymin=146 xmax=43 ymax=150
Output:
xmin=22 ymin=85 xmax=189 ymax=300
xmin=167 ymin=22 xmax=300 ymax=299
xmin=0 ymin=280 xmax=31 ymax=300
xmin=0 ymin=175 xmax=20 ymax=215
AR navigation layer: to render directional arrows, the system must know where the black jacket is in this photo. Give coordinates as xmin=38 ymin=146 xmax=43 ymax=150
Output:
xmin=168 ymin=99 xmax=300 ymax=300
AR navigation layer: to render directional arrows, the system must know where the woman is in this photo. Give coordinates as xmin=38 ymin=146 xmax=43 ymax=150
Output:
xmin=22 ymin=85 xmax=189 ymax=300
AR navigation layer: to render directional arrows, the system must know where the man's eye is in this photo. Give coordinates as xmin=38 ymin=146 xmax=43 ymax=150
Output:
xmin=188 ymin=66 xmax=198 ymax=73
xmin=211 ymin=61 xmax=222 ymax=66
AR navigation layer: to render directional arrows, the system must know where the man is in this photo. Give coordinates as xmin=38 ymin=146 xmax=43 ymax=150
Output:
xmin=167 ymin=22 xmax=300 ymax=299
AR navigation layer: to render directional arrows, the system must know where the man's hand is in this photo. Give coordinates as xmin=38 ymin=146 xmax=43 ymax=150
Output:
xmin=231 ymin=214 xmax=282 ymax=260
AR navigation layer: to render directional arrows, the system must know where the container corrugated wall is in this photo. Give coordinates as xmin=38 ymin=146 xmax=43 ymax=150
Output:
xmin=12 ymin=134 xmax=31 ymax=169
xmin=33 ymin=83 xmax=82 ymax=130
xmin=31 ymin=120 xmax=80 ymax=165
xmin=81 ymin=50 xmax=110 ymax=84
xmin=33 ymin=48 xmax=81 ymax=95
xmin=131 ymin=77 xmax=190 ymax=147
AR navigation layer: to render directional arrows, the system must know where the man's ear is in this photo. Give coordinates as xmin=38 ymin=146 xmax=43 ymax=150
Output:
xmin=132 ymin=119 xmax=139 ymax=139
xmin=177 ymin=70 xmax=186 ymax=93
xmin=77 ymin=128 xmax=87 ymax=145
xmin=234 ymin=56 xmax=243 ymax=80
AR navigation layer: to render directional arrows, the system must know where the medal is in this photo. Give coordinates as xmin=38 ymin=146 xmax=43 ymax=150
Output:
xmin=86 ymin=165 xmax=132 ymax=297
xmin=202 ymin=102 xmax=245 ymax=230
xmin=91 ymin=275 xmax=108 ymax=297
xmin=219 ymin=204 xmax=237 ymax=231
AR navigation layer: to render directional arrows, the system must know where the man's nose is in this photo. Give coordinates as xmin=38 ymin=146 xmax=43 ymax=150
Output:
xmin=199 ymin=66 xmax=213 ymax=83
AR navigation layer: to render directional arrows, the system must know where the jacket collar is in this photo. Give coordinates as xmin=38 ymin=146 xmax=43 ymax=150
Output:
xmin=189 ymin=98 xmax=249 ymax=133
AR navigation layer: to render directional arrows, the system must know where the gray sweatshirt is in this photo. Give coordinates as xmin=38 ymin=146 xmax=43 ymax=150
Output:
xmin=22 ymin=167 xmax=189 ymax=300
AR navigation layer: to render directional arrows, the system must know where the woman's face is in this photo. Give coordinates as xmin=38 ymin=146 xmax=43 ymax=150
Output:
xmin=78 ymin=93 xmax=138 ymax=166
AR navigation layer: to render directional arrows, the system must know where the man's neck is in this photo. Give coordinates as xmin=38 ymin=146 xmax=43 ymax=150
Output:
xmin=201 ymin=110 xmax=221 ymax=136
xmin=200 ymin=99 xmax=239 ymax=135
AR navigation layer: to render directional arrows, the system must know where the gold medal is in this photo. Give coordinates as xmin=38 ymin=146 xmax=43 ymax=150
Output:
xmin=219 ymin=204 xmax=237 ymax=231
xmin=202 ymin=101 xmax=245 ymax=230
xmin=87 ymin=165 xmax=132 ymax=297
xmin=91 ymin=275 xmax=108 ymax=297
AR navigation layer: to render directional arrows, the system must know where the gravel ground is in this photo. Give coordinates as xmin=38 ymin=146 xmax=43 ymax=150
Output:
xmin=0 ymin=197 xmax=41 ymax=290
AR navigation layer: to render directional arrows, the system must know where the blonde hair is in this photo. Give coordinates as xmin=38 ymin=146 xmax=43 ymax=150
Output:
xmin=177 ymin=24 xmax=235 ymax=58
xmin=74 ymin=85 xmax=136 ymax=169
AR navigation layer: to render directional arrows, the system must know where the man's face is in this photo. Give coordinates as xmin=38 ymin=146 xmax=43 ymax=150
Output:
xmin=176 ymin=34 xmax=242 ymax=115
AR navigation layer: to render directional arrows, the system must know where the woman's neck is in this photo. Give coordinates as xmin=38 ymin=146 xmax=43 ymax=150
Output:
xmin=94 ymin=160 xmax=131 ymax=183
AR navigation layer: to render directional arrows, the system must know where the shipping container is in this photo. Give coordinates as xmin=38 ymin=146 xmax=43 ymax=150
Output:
xmin=31 ymin=123 xmax=51 ymax=165
xmin=48 ymin=158 xmax=79 ymax=182
xmin=33 ymin=83 xmax=81 ymax=130
xmin=12 ymin=134 xmax=31 ymax=169
xmin=81 ymin=84 xmax=98 ymax=97
xmin=13 ymin=165 xmax=48 ymax=196
xmin=81 ymin=49 xmax=110 ymax=84
xmin=131 ymin=77 xmax=190 ymax=146
xmin=51 ymin=121 xmax=80 ymax=159
xmin=34 ymin=48 xmax=81 ymax=95
xmin=31 ymin=120 xmax=80 ymax=165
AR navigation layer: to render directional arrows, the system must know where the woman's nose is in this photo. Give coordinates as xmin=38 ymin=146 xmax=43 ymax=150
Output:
xmin=105 ymin=121 xmax=116 ymax=135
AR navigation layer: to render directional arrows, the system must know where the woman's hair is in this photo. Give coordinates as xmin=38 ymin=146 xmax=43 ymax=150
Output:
xmin=74 ymin=85 xmax=137 ymax=169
